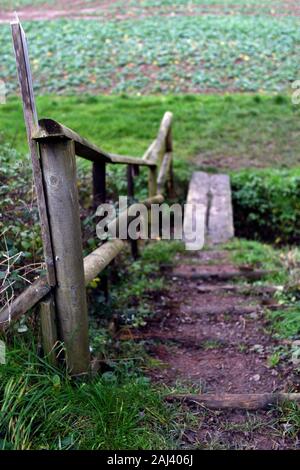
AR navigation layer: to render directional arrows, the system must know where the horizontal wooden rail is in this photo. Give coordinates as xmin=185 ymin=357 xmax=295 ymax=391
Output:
xmin=0 ymin=276 xmax=51 ymax=328
xmin=143 ymin=112 xmax=173 ymax=164
xmin=109 ymin=153 xmax=156 ymax=167
xmin=33 ymin=119 xmax=111 ymax=163
xmin=84 ymin=239 xmax=125 ymax=285
xmin=0 ymin=194 xmax=165 ymax=329
xmin=33 ymin=119 xmax=156 ymax=167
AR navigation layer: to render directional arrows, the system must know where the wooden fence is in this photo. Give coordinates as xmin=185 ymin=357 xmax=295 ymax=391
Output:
xmin=0 ymin=19 xmax=175 ymax=376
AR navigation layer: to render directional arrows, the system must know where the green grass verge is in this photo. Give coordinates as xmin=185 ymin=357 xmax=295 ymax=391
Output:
xmin=0 ymin=337 xmax=179 ymax=450
xmin=223 ymin=238 xmax=291 ymax=284
xmin=1 ymin=94 xmax=300 ymax=168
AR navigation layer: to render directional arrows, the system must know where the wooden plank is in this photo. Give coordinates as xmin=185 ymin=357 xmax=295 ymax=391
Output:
xmin=39 ymin=138 xmax=90 ymax=376
xmin=166 ymin=393 xmax=300 ymax=410
xmin=183 ymin=172 xmax=209 ymax=251
xmin=11 ymin=20 xmax=56 ymax=286
xmin=40 ymin=297 xmax=58 ymax=366
xmin=165 ymin=127 xmax=175 ymax=198
xmin=208 ymin=174 xmax=234 ymax=244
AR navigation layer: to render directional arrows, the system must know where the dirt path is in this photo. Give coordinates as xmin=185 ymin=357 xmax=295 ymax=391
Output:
xmin=1 ymin=0 xmax=299 ymax=23
xmin=141 ymin=249 xmax=300 ymax=449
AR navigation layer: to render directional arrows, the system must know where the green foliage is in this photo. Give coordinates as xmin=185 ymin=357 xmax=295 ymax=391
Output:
xmin=88 ymin=241 xmax=184 ymax=334
xmin=231 ymin=169 xmax=300 ymax=244
xmin=224 ymin=238 xmax=289 ymax=283
xmin=267 ymin=352 xmax=281 ymax=368
xmin=142 ymin=239 xmax=184 ymax=265
xmin=0 ymin=144 xmax=43 ymax=310
xmin=278 ymin=401 xmax=300 ymax=439
xmin=268 ymin=308 xmax=300 ymax=339
xmin=0 ymin=336 xmax=177 ymax=450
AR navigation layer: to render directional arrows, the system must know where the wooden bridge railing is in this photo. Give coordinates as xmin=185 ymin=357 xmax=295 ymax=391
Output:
xmin=0 ymin=19 xmax=175 ymax=376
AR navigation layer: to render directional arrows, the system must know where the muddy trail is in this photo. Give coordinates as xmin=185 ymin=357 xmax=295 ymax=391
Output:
xmin=138 ymin=249 xmax=300 ymax=450
xmin=0 ymin=0 xmax=299 ymax=23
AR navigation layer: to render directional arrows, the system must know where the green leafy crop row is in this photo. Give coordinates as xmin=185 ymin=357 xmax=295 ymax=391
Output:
xmin=1 ymin=14 xmax=300 ymax=95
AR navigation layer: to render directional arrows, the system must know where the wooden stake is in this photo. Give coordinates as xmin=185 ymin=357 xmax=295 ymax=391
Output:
xmin=93 ymin=160 xmax=106 ymax=209
xmin=11 ymin=19 xmax=56 ymax=286
xmin=39 ymin=138 xmax=90 ymax=376
xmin=148 ymin=166 xmax=157 ymax=198
xmin=40 ymin=297 xmax=58 ymax=366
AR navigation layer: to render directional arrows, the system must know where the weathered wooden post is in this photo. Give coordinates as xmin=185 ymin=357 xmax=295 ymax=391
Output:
xmin=11 ymin=18 xmax=56 ymax=286
xmin=148 ymin=167 xmax=158 ymax=197
xmin=166 ymin=127 xmax=175 ymax=198
xmin=93 ymin=160 xmax=109 ymax=301
xmin=127 ymin=164 xmax=139 ymax=259
xmin=93 ymin=161 xmax=106 ymax=209
xmin=38 ymin=136 xmax=90 ymax=375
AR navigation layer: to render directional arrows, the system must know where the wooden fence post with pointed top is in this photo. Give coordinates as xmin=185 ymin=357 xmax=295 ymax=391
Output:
xmin=11 ymin=18 xmax=56 ymax=287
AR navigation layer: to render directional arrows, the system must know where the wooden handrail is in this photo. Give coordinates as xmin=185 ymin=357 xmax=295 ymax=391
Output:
xmin=33 ymin=118 xmax=112 ymax=163
xmin=0 ymin=194 xmax=166 ymax=329
xmin=109 ymin=153 xmax=155 ymax=167
xmin=33 ymin=119 xmax=156 ymax=167
xmin=143 ymin=112 xmax=173 ymax=164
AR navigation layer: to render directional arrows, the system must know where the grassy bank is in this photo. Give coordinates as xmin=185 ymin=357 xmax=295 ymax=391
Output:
xmin=0 ymin=338 xmax=176 ymax=450
xmin=1 ymin=93 xmax=300 ymax=168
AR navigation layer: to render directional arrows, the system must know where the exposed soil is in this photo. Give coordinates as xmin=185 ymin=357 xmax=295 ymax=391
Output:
xmin=138 ymin=249 xmax=300 ymax=449
xmin=1 ymin=0 xmax=300 ymax=23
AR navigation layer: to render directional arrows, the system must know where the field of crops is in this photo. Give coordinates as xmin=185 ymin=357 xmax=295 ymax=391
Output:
xmin=1 ymin=2 xmax=300 ymax=95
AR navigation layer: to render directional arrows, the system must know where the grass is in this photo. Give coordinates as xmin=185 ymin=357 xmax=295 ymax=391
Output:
xmin=0 ymin=336 xmax=179 ymax=450
xmin=268 ymin=308 xmax=300 ymax=339
xmin=1 ymin=94 xmax=300 ymax=169
xmin=223 ymin=238 xmax=291 ymax=284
